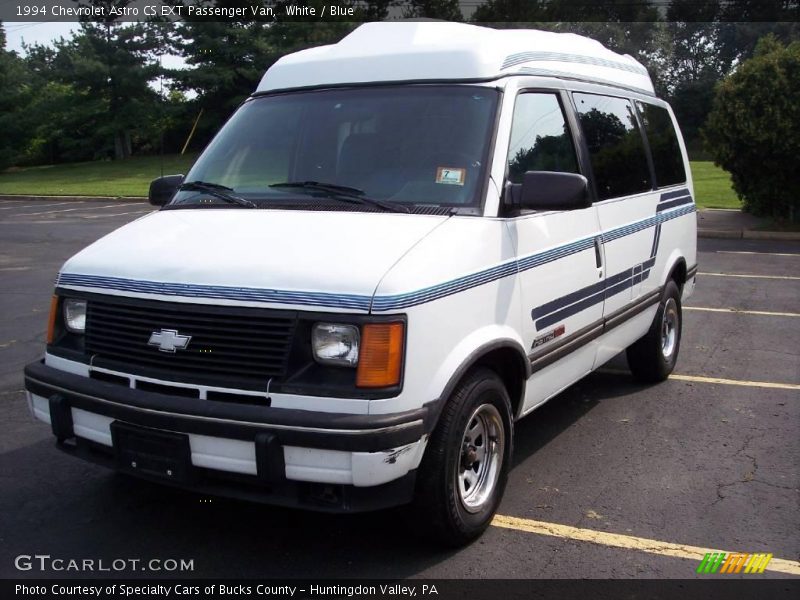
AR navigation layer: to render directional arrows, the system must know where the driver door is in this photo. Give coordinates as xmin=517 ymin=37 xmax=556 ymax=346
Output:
xmin=504 ymin=91 xmax=605 ymax=414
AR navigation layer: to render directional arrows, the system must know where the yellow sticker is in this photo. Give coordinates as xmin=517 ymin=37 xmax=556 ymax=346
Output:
xmin=436 ymin=167 xmax=466 ymax=186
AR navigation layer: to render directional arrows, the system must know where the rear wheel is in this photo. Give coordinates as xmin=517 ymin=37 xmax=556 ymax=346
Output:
xmin=627 ymin=279 xmax=682 ymax=382
xmin=411 ymin=368 xmax=513 ymax=547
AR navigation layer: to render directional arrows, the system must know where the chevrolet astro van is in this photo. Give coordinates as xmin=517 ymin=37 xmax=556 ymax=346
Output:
xmin=25 ymin=22 xmax=697 ymax=545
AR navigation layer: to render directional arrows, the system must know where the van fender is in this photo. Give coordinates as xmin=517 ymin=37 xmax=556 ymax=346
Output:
xmin=660 ymin=249 xmax=688 ymax=288
xmin=424 ymin=326 xmax=530 ymax=429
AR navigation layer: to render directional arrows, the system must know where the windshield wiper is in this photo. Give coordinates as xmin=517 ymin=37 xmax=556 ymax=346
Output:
xmin=269 ymin=181 xmax=410 ymax=213
xmin=179 ymin=181 xmax=257 ymax=208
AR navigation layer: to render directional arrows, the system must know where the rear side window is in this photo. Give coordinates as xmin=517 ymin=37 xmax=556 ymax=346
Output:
xmin=506 ymin=93 xmax=579 ymax=184
xmin=637 ymin=101 xmax=686 ymax=187
xmin=573 ymin=93 xmax=651 ymax=200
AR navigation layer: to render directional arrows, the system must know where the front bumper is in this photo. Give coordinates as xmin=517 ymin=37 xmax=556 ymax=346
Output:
xmin=24 ymin=360 xmax=435 ymax=512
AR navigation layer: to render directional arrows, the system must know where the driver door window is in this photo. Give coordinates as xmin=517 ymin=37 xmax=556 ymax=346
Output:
xmin=506 ymin=93 xmax=579 ymax=183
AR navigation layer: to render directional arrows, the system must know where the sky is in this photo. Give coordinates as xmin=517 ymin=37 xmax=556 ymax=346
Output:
xmin=4 ymin=22 xmax=79 ymax=53
xmin=4 ymin=21 xmax=186 ymax=69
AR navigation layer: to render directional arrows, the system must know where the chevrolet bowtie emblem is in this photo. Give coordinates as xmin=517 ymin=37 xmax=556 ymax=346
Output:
xmin=148 ymin=329 xmax=192 ymax=353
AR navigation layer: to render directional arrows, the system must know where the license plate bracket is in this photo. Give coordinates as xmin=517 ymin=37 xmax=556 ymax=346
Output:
xmin=111 ymin=422 xmax=193 ymax=483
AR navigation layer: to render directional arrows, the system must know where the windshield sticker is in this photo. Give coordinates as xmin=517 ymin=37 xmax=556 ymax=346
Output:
xmin=436 ymin=167 xmax=466 ymax=186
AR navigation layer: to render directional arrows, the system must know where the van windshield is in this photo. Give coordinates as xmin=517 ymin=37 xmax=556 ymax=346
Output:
xmin=171 ymin=86 xmax=499 ymax=213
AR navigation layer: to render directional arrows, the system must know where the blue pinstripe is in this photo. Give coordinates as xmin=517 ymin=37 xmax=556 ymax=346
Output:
xmin=56 ymin=274 xmax=372 ymax=311
xmin=57 ymin=196 xmax=695 ymax=312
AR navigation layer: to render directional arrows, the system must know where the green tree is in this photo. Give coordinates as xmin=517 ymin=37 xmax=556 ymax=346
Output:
xmin=509 ymin=132 xmax=576 ymax=181
xmin=703 ymin=36 xmax=800 ymax=220
xmin=472 ymin=0 xmax=546 ymax=21
xmin=653 ymin=2 xmax=798 ymax=155
xmin=21 ymin=22 xmax=162 ymax=162
xmin=61 ymin=1 xmax=169 ymax=158
xmin=471 ymin=2 xmax=666 ymax=95
xmin=169 ymin=1 xmax=385 ymax=150
xmin=472 ymin=0 xmax=659 ymax=24
xmin=72 ymin=22 xmax=161 ymax=158
xmin=0 ymin=22 xmax=32 ymax=169
xmin=403 ymin=0 xmax=463 ymax=20
xmin=470 ymin=1 xmax=798 ymax=158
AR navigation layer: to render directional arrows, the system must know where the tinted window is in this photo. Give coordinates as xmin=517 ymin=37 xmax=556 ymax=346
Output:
xmin=573 ymin=93 xmax=651 ymax=200
xmin=177 ymin=86 xmax=499 ymax=209
xmin=507 ymin=93 xmax=578 ymax=184
xmin=637 ymin=101 xmax=686 ymax=187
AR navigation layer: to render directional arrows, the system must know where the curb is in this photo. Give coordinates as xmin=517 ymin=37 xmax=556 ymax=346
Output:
xmin=698 ymin=228 xmax=800 ymax=241
xmin=743 ymin=230 xmax=800 ymax=241
xmin=698 ymin=229 xmax=743 ymax=240
xmin=0 ymin=194 xmax=147 ymax=203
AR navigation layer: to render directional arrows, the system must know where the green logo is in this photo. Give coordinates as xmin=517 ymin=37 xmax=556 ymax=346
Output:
xmin=696 ymin=552 xmax=773 ymax=574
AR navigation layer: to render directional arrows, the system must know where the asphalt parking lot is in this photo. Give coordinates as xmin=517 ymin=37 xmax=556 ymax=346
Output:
xmin=0 ymin=198 xmax=797 ymax=579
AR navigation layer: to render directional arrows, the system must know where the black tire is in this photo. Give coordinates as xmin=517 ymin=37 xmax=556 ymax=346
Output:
xmin=626 ymin=279 xmax=682 ymax=383
xmin=410 ymin=367 xmax=513 ymax=547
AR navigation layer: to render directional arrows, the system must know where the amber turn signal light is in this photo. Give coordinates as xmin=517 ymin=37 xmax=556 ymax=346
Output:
xmin=356 ymin=322 xmax=404 ymax=388
xmin=46 ymin=295 xmax=58 ymax=344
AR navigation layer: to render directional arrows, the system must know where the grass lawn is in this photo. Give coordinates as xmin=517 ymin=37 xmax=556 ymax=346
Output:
xmin=0 ymin=155 xmax=740 ymax=210
xmin=0 ymin=154 xmax=197 ymax=197
xmin=689 ymin=161 xmax=741 ymax=210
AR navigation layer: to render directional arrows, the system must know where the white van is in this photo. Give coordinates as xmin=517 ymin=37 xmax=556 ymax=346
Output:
xmin=25 ymin=22 xmax=696 ymax=545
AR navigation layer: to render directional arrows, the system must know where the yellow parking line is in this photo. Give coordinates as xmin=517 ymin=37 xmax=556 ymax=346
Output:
xmin=596 ymin=369 xmax=800 ymax=390
xmin=669 ymin=374 xmax=800 ymax=390
xmin=699 ymin=272 xmax=800 ymax=281
xmin=685 ymin=306 xmax=800 ymax=318
xmin=491 ymin=514 xmax=800 ymax=576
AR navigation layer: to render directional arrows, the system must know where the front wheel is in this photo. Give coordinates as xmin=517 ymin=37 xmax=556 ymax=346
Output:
xmin=410 ymin=368 xmax=513 ymax=547
xmin=626 ymin=279 xmax=682 ymax=383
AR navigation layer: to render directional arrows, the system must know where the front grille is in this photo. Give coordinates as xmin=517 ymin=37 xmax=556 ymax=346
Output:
xmin=85 ymin=297 xmax=297 ymax=389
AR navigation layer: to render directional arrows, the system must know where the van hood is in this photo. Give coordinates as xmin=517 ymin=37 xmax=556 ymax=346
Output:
xmin=57 ymin=209 xmax=448 ymax=312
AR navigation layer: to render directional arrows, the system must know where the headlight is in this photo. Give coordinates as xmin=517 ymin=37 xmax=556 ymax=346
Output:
xmin=311 ymin=323 xmax=360 ymax=367
xmin=63 ymin=298 xmax=87 ymax=333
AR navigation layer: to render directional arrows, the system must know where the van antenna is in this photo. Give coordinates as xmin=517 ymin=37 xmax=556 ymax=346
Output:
xmin=159 ymin=51 xmax=164 ymax=178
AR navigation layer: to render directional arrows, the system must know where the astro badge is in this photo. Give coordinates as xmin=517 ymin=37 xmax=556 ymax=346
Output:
xmin=532 ymin=324 xmax=566 ymax=350
xmin=436 ymin=167 xmax=466 ymax=186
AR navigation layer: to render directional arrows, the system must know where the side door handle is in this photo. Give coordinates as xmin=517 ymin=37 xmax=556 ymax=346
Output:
xmin=594 ymin=237 xmax=604 ymax=278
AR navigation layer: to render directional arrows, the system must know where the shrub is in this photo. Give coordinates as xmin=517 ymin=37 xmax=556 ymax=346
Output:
xmin=703 ymin=35 xmax=800 ymax=221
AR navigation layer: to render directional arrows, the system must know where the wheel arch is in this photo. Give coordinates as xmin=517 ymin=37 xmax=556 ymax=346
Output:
xmin=667 ymin=256 xmax=688 ymax=293
xmin=431 ymin=339 xmax=530 ymax=431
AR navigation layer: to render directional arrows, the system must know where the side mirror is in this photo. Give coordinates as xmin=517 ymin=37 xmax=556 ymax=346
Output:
xmin=505 ymin=171 xmax=590 ymax=211
xmin=148 ymin=174 xmax=184 ymax=206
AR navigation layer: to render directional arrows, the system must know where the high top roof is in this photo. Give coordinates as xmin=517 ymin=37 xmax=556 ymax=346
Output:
xmin=256 ymin=22 xmax=655 ymax=96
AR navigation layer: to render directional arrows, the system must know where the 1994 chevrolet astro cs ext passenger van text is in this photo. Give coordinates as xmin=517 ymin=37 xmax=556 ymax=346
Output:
xmin=24 ymin=22 xmax=697 ymax=545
